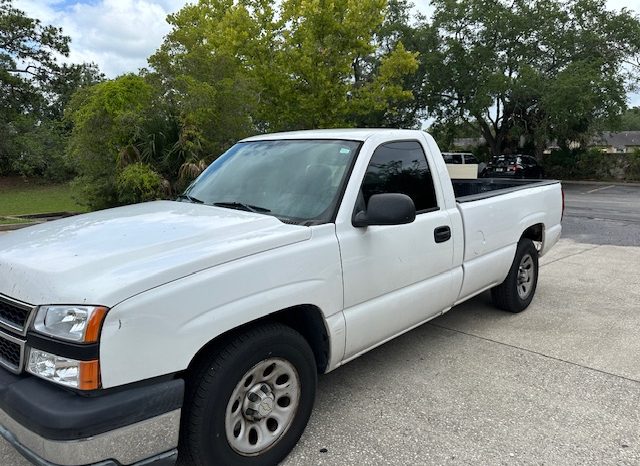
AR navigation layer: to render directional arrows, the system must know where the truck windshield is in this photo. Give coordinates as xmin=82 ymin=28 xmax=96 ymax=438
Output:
xmin=182 ymin=139 xmax=361 ymax=225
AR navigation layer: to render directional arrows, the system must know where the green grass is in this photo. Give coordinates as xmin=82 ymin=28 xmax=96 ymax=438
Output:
xmin=0 ymin=178 xmax=86 ymax=216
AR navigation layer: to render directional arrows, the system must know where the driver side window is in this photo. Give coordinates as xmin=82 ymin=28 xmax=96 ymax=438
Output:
xmin=359 ymin=141 xmax=438 ymax=213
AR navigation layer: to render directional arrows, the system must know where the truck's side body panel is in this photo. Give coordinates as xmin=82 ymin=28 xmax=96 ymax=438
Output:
xmin=454 ymin=182 xmax=562 ymax=300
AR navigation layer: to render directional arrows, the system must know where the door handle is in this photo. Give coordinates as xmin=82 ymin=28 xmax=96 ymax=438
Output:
xmin=434 ymin=226 xmax=451 ymax=243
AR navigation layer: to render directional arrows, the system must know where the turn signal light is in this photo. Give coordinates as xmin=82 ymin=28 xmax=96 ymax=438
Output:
xmin=27 ymin=348 xmax=101 ymax=390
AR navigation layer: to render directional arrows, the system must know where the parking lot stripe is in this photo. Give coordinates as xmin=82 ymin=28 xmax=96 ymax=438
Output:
xmin=585 ymin=185 xmax=615 ymax=194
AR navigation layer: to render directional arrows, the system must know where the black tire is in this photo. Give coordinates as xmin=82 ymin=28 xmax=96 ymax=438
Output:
xmin=179 ymin=323 xmax=317 ymax=466
xmin=491 ymin=238 xmax=539 ymax=313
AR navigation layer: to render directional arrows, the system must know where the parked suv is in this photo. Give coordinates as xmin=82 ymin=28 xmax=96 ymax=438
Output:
xmin=482 ymin=154 xmax=544 ymax=179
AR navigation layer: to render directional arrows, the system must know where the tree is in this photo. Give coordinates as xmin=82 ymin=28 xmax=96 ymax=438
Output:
xmin=615 ymin=107 xmax=640 ymax=131
xmin=149 ymin=0 xmax=419 ymax=142
xmin=265 ymin=0 xmax=418 ymax=129
xmin=66 ymin=74 xmax=172 ymax=209
xmin=0 ymin=0 xmax=103 ymax=178
xmin=414 ymin=0 xmax=640 ymax=158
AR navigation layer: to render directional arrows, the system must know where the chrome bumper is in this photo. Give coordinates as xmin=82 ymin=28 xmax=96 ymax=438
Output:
xmin=0 ymin=407 xmax=180 ymax=466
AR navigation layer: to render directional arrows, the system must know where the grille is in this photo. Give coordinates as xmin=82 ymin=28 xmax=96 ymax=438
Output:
xmin=0 ymin=295 xmax=33 ymax=334
xmin=0 ymin=331 xmax=23 ymax=373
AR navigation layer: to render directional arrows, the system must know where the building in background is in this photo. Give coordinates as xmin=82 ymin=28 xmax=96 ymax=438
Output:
xmin=590 ymin=131 xmax=640 ymax=154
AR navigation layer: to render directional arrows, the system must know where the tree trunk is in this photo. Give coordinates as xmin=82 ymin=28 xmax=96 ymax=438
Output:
xmin=474 ymin=117 xmax=501 ymax=156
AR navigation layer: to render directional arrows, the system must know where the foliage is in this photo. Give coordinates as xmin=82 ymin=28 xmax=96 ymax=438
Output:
xmin=626 ymin=150 xmax=640 ymax=180
xmin=0 ymin=0 xmax=103 ymax=180
xmin=149 ymin=0 xmax=419 ymax=140
xmin=115 ymin=163 xmax=165 ymax=205
xmin=9 ymin=118 xmax=71 ymax=179
xmin=543 ymin=148 xmax=640 ymax=181
xmin=413 ymin=0 xmax=640 ymax=158
xmin=429 ymin=118 xmax=483 ymax=150
xmin=615 ymin=107 xmax=640 ymax=131
xmin=66 ymin=74 xmax=173 ymax=209
xmin=0 ymin=0 xmax=69 ymax=107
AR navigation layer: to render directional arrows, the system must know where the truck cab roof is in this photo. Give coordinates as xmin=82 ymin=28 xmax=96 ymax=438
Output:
xmin=241 ymin=128 xmax=426 ymax=142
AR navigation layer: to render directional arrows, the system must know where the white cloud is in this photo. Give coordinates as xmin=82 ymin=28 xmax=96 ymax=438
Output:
xmin=15 ymin=0 xmax=188 ymax=77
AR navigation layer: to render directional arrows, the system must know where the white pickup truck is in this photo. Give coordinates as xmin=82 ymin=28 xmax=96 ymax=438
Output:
xmin=0 ymin=129 xmax=562 ymax=466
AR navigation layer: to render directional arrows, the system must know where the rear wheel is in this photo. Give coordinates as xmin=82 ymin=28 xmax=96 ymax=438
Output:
xmin=491 ymin=238 xmax=539 ymax=313
xmin=180 ymin=324 xmax=317 ymax=466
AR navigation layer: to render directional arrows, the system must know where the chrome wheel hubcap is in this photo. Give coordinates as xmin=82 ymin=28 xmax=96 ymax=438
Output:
xmin=244 ymin=383 xmax=275 ymax=421
xmin=225 ymin=358 xmax=300 ymax=456
xmin=517 ymin=254 xmax=534 ymax=299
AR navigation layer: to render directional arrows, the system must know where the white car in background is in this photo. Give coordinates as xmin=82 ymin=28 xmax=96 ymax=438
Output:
xmin=442 ymin=152 xmax=486 ymax=179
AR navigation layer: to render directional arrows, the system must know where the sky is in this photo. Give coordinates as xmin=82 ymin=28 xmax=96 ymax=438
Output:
xmin=14 ymin=0 xmax=640 ymax=106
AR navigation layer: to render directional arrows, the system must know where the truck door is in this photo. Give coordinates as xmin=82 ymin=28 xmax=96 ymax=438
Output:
xmin=336 ymin=140 xmax=458 ymax=360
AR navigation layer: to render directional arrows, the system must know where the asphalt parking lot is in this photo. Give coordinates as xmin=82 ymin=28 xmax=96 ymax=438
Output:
xmin=561 ymin=182 xmax=640 ymax=246
xmin=1 ymin=181 xmax=639 ymax=465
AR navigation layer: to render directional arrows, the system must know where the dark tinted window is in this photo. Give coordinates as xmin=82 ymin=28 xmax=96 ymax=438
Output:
xmin=360 ymin=141 xmax=438 ymax=212
xmin=492 ymin=155 xmax=518 ymax=167
xmin=443 ymin=153 xmax=462 ymax=164
xmin=464 ymin=154 xmax=478 ymax=164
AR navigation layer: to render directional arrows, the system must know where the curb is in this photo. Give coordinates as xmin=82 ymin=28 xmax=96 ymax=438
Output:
xmin=0 ymin=223 xmax=37 ymax=232
xmin=0 ymin=211 xmax=80 ymax=232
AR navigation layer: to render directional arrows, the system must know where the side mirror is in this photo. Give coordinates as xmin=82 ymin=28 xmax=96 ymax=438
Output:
xmin=352 ymin=193 xmax=416 ymax=227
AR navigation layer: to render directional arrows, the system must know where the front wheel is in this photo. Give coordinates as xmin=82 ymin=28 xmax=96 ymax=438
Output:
xmin=491 ymin=238 xmax=539 ymax=313
xmin=180 ymin=324 xmax=317 ymax=466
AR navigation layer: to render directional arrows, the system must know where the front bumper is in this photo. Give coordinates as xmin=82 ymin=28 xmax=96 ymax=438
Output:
xmin=0 ymin=369 xmax=183 ymax=465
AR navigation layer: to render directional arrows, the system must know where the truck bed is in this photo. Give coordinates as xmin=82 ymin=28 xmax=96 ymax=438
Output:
xmin=452 ymin=178 xmax=560 ymax=202
xmin=451 ymin=177 xmax=563 ymax=301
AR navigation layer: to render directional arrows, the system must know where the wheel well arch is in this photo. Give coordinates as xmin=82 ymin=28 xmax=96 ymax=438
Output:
xmin=521 ymin=223 xmax=544 ymax=248
xmin=185 ymin=304 xmax=330 ymax=379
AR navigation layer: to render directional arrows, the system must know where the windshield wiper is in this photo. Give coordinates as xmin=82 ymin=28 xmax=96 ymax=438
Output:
xmin=213 ymin=202 xmax=271 ymax=213
xmin=176 ymin=194 xmax=204 ymax=204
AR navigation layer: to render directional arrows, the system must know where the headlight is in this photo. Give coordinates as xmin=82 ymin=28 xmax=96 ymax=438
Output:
xmin=27 ymin=348 xmax=100 ymax=390
xmin=33 ymin=305 xmax=108 ymax=343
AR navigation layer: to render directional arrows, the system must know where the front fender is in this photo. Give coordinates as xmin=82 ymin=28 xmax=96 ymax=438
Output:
xmin=99 ymin=225 xmax=343 ymax=388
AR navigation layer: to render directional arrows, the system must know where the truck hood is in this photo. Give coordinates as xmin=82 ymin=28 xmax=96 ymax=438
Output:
xmin=0 ymin=201 xmax=311 ymax=306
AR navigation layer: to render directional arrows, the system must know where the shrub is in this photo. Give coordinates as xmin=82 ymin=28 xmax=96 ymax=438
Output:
xmin=574 ymin=149 xmax=610 ymax=179
xmin=543 ymin=148 xmax=640 ymax=182
xmin=542 ymin=149 xmax=578 ymax=179
xmin=627 ymin=150 xmax=640 ymax=181
xmin=6 ymin=118 xmax=74 ymax=182
xmin=71 ymin=174 xmax=118 ymax=211
xmin=115 ymin=163 xmax=164 ymax=205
